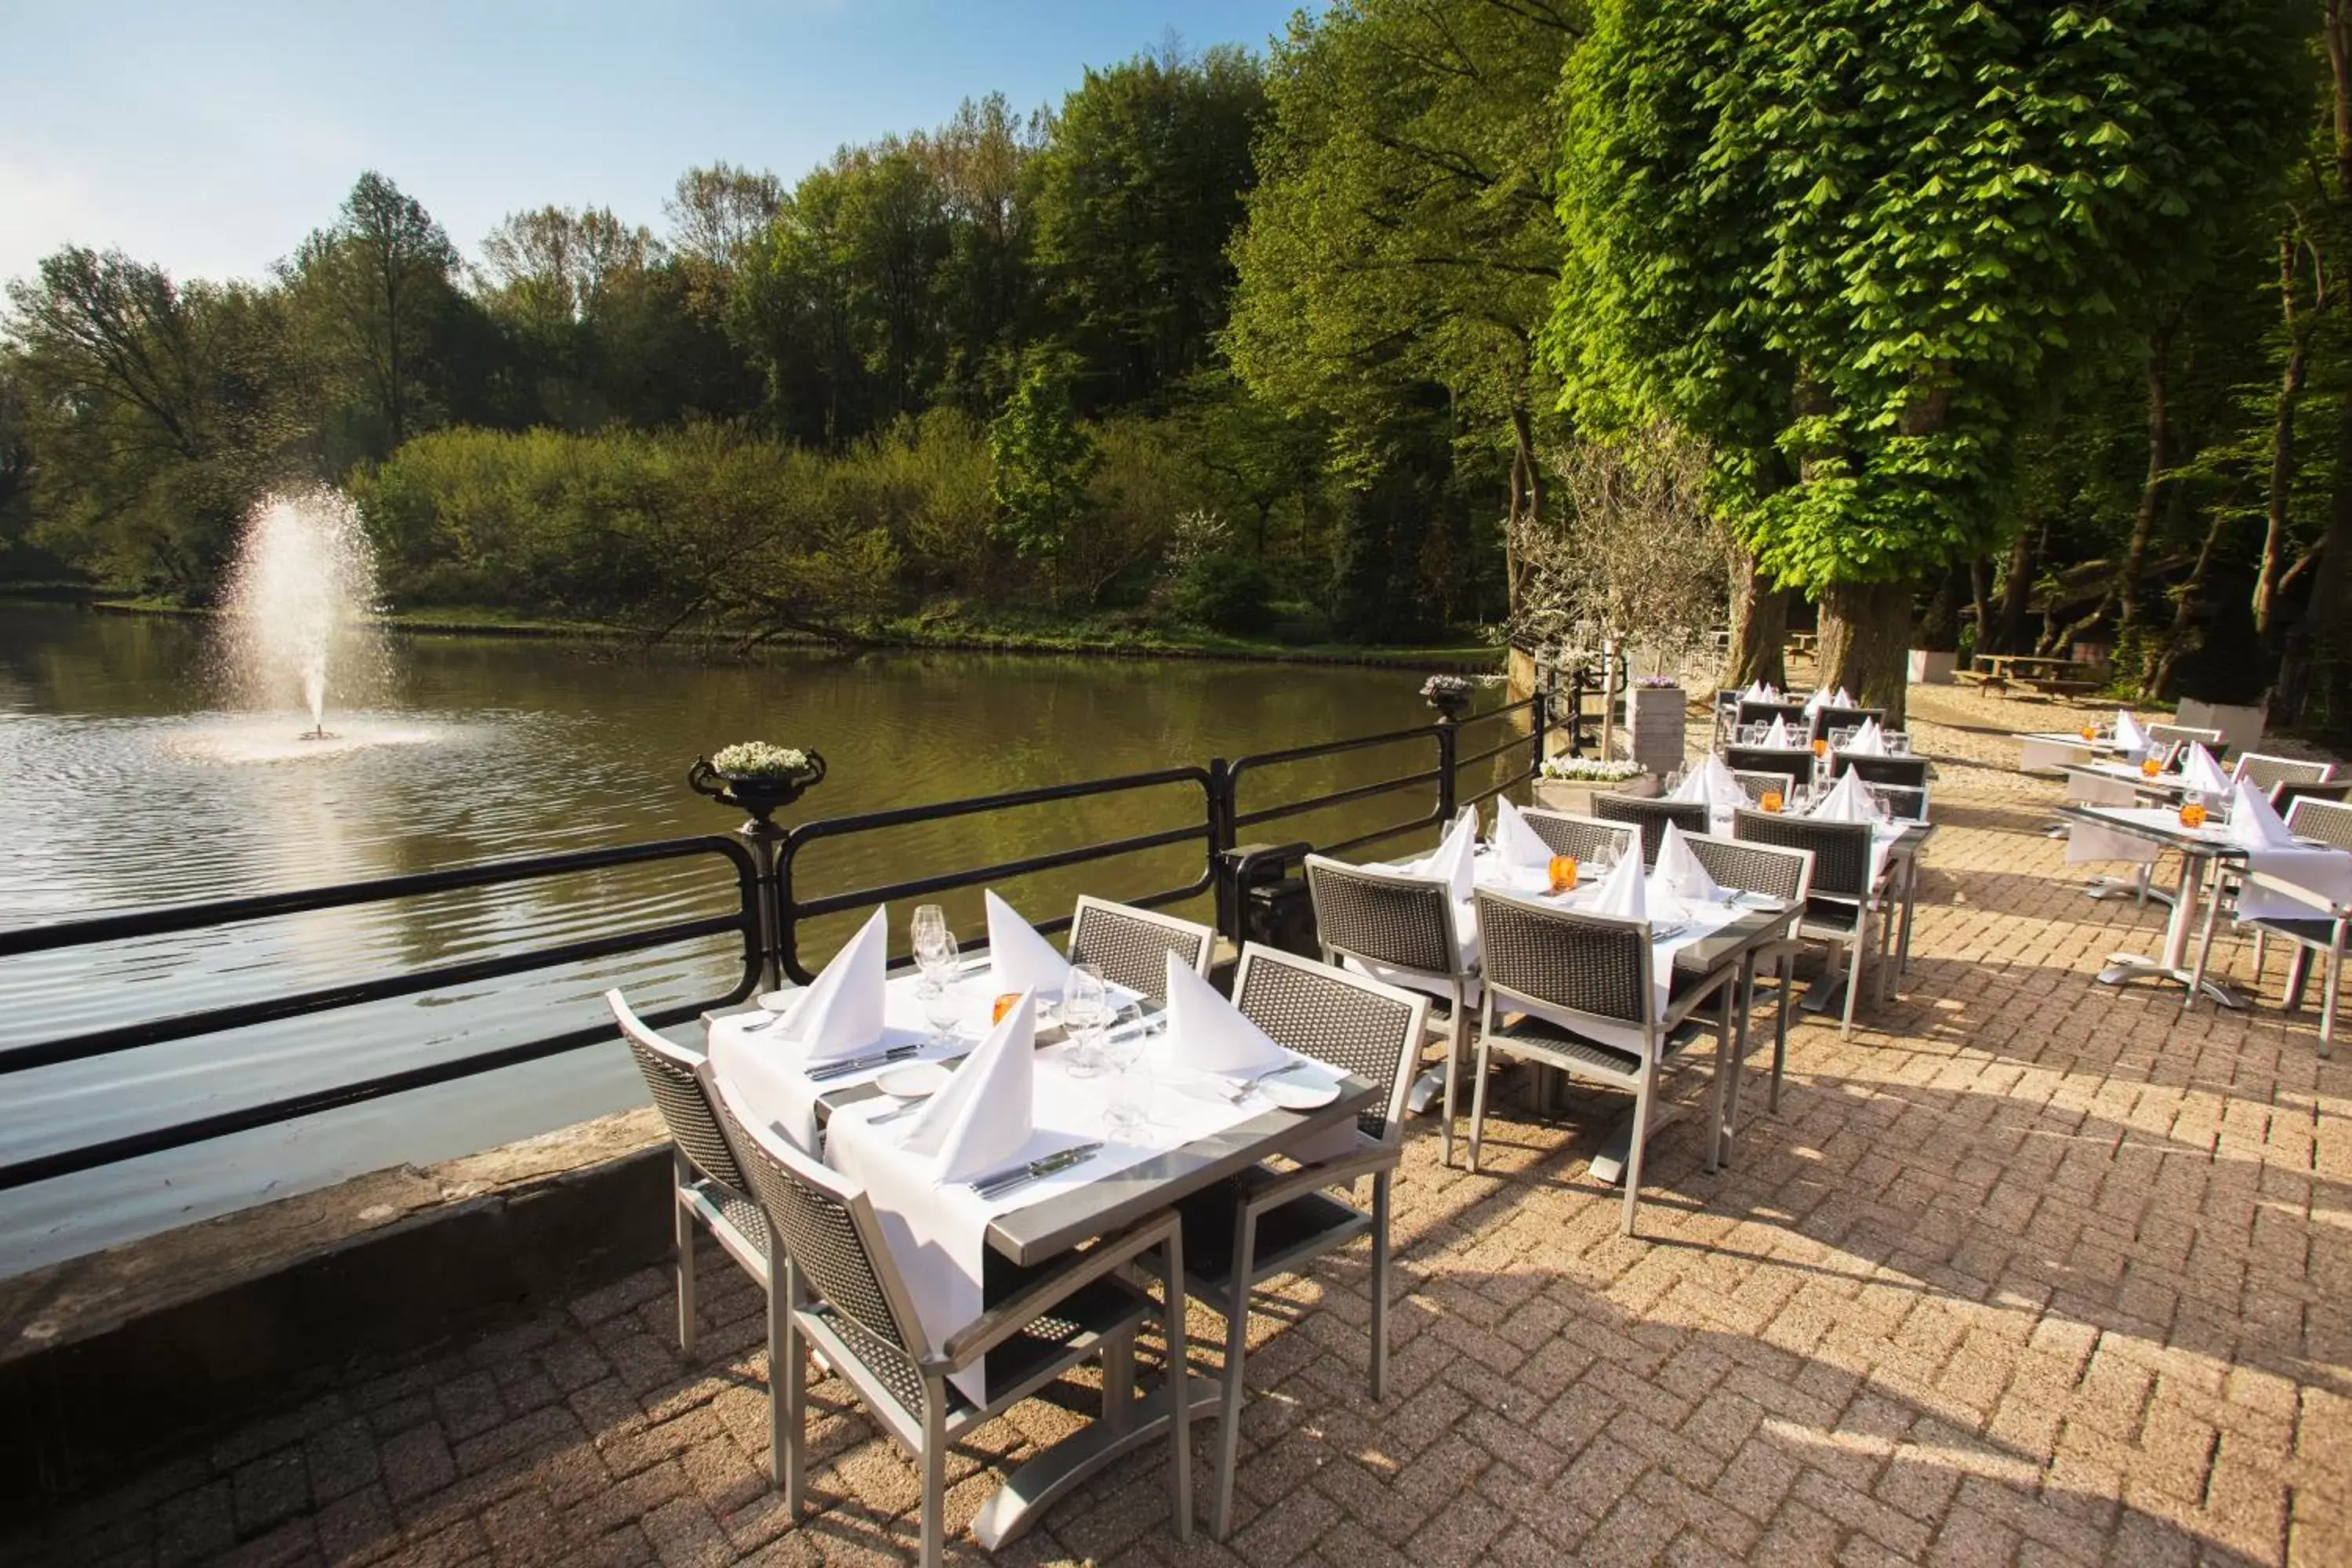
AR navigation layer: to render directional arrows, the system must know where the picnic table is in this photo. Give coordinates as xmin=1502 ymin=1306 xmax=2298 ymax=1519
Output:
xmin=1963 ymin=653 xmax=2097 ymax=695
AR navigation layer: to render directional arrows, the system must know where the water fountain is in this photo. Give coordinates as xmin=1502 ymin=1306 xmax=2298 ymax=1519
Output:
xmin=216 ymin=489 xmax=390 ymax=742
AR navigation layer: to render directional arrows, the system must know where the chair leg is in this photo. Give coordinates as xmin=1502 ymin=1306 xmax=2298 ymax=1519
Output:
xmin=2252 ymin=928 xmax=2267 ymax=981
xmin=2187 ymin=887 xmax=2227 ymax=1013
xmin=769 ymin=1265 xmax=803 ymax=1509
xmin=919 ymin=1379 xmax=949 ymax=1568
xmin=1369 ymin=1172 xmax=1392 ymax=1401
xmin=1466 ymin=1023 xmax=1497 ymax=1175
xmin=1159 ymin=1231 xmax=1192 ymax=1541
xmin=1703 ymin=998 xmax=1730 ymax=1174
xmin=2287 ymin=945 xmax=2315 ymax=1012
xmin=673 ymin=1160 xmax=698 ymax=1356
xmin=2321 ymin=946 xmax=2342 ymax=1057
xmin=1840 ymin=935 xmax=1864 ymax=1039
xmin=1439 ymin=982 xmax=1466 ymax=1167
xmin=1769 ymin=953 xmax=1791 ymax=1114
xmin=1210 ymin=1210 xmax=1258 ymax=1541
xmin=1620 ymin=1073 xmax=1652 ymax=1237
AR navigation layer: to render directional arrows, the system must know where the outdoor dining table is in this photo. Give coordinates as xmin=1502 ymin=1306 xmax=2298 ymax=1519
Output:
xmin=2015 ymin=730 xmax=2136 ymax=774
xmin=703 ymin=972 xmax=1379 ymax=1546
xmin=2055 ymin=804 xmax=2251 ymax=1007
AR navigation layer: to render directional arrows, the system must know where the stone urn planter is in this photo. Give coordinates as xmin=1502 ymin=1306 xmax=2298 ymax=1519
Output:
xmin=1621 ymin=682 xmax=1688 ymax=781
xmin=1533 ymin=763 xmax=1658 ymax=818
xmin=688 ymin=745 xmax=828 ymax=824
xmin=2175 ymin=698 xmax=2266 ymax=754
xmin=1907 ymin=648 xmax=1958 ymax=685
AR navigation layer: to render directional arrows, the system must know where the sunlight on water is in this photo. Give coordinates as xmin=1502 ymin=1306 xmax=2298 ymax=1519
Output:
xmin=215 ymin=488 xmax=396 ymax=741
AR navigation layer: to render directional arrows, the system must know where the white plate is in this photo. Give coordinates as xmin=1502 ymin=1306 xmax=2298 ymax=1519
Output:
xmin=757 ymin=989 xmax=801 ymax=1014
xmin=875 ymin=1061 xmax=952 ymax=1100
xmin=1256 ymin=1075 xmax=1340 ymax=1112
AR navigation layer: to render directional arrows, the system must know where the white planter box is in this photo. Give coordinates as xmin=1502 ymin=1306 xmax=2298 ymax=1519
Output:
xmin=1533 ymin=773 xmax=1658 ymax=818
xmin=1907 ymin=648 xmax=1957 ymax=685
xmin=2175 ymin=699 xmax=2266 ymax=753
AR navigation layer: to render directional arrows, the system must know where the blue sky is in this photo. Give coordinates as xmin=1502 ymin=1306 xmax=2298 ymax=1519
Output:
xmin=1 ymin=1 xmax=1311 ymax=289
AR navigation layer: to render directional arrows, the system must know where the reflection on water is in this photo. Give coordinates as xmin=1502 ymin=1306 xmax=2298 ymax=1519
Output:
xmin=0 ymin=606 xmax=1506 ymax=1273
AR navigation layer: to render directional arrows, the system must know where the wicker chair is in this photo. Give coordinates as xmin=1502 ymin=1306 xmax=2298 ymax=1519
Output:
xmin=707 ymin=1073 xmax=1191 ymax=1566
xmin=1730 ymin=768 xmax=1792 ymax=805
xmin=1724 ymin=746 xmax=1813 ymax=797
xmin=1174 ymin=945 xmax=1428 ymax=1537
xmin=1828 ymin=753 xmax=1930 ymax=793
xmin=1519 ymin=808 xmax=1639 ymax=866
xmin=2277 ymin=779 xmax=2352 ymax=815
xmin=608 ymin=990 xmax=769 ymax=1357
xmin=2231 ymin=753 xmax=2336 ymax=800
xmin=2147 ymin=723 xmax=2223 ymax=760
xmin=1732 ymin=809 xmax=1882 ymax=1037
xmin=2187 ymin=797 xmax=2352 ymax=1054
xmin=1808 ymin=705 xmax=1885 ymax=743
xmin=1303 ymin=855 xmax=1474 ymax=1164
xmin=1860 ymin=782 xmax=1929 ymax=821
xmin=1591 ymin=794 xmax=1709 ymax=866
xmin=1736 ymin=699 xmax=1811 ymax=735
xmin=1068 ymin=895 xmax=1214 ymax=1003
xmin=1679 ymin=835 xmax=1816 ymax=1130
xmin=1468 ymin=889 xmax=1735 ymax=1236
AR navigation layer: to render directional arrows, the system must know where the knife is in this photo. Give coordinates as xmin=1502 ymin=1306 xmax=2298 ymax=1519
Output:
xmin=1100 ymin=1014 xmax=1171 ymax=1047
xmin=808 ymin=1044 xmax=920 ymax=1082
xmin=970 ymin=1142 xmax=1103 ymax=1197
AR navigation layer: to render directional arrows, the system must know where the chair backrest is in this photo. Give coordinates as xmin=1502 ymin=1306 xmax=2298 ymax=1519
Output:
xmin=1729 ymin=768 xmax=1789 ymax=804
xmin=706 ymin=1069 xmax=928 ymax=1370
xmin=2233 ymin=752 xmax=2334 ymax=794
xmin=1068 ymin=895 xmax=1214 ymax=1002
xmin=1231 ymin=943 xmax=1429 ymax=1140
xmin=1519 ymin=808 xmax=1639 ymax=864
xmin=1473 ymin=887 xmax=1658 ymax=1036
xmin=1809 ymin=705 xmax=1884 ymax=742
xmin=2276 ymin=779 xmax=2352 ymax=815
xmin=1863 ymin=782 xmax=1929 ymax=821
xmin=2147 ymin=723 xmax=2223 ymax=755
xmin=1682 ymin=833 xmax=1815 ymax=906
xmin=1731 ymin=808 xmax=1874 ymax=902
xmin=1736 ymin=699 xmax=1810 ymax=733
xmin=1831 ymin=753 xmax=1931 ymax=791
xmin=1590 ymin=794 xmax=1708 ymax=866
xmin=1303 ymin=854 xmax=1462 ymax=978
xmin=1723 ymin=746 xmax=1813 ymax=793
xmin=2286 ymin=796 xmax=2352 ymax=851
xmin=606 ymin=989 xmax=750 ymax=1194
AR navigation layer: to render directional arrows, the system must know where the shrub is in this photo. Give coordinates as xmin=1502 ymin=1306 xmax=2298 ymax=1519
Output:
xmin=1167 ymin=551 xmax=1274 ymax=634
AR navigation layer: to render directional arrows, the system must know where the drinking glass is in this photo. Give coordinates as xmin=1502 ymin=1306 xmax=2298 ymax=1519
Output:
xmin=1103 ymin=1003 xmax=1150 ymax=1140
xmin=1062 ymin=964 xmax=1109 ymax=1078
xmin=1761 ymin=789 xmax=1784 ymax=815
xmin=1887 ymin=732 xmax=1911 ymax=755
xmin=920 ymin=977 xmax=961 ymax=1051
xmin=920 ymin=927 xmax=959 ymax=985
xmin=911 ymin=905 xmax=948 ymax=968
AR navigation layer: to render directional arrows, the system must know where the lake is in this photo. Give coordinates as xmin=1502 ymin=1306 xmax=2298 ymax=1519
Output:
xmin=0 ymin=605 xmax=1510 ymax=1274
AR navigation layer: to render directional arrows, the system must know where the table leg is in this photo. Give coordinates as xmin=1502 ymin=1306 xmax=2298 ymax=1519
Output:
xmin=971 ymin=1374 xmax=1223 ymax=1549
xmin=1718 ymin=957 xmax=1755 ymax=1168
xmin=2096 ymin=851 xmax=2244 ymax=1007
xmin=1896 ymin=853 xmax=1920 ymax=982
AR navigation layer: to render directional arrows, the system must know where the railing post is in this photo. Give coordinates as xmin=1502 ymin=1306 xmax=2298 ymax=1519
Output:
xmin=1207 ymin=757 xmax=1239 ymax=945
xmin=768 ymin=830 xmax=804 ymax=988
xmin=685 ymin=753 xmax=826 ymax=993
xmin=1433 ymin=715 xmax=1459 ymax=825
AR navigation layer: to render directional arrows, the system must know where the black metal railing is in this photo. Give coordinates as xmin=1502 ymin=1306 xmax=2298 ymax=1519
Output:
xmin=1 ymin=676 xmax=1555 ymax=1192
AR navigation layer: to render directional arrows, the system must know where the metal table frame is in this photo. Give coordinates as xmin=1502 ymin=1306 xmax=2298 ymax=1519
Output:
xmin=2056 ymin=805 xmax=2246 ymax=1008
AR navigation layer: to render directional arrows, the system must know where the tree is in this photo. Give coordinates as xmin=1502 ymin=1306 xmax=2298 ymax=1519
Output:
xmin=988 ymin=353 xmax=1099 ymax=597
xmin=1027 ymin=45 xmax=1265 ymax=411
xmin=1552 ymin=0 xmax=2312 ymax=721
xmin=1228 ymin=0 xmax=1583 ymax=611
xmin=914 ymin=94 xmax=1045 ymax=414
xmin=285 ymin=172 xmax=463 ymax=456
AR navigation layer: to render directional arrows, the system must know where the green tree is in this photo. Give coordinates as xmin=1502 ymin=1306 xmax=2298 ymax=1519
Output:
xmin=1552 ymin=0 xmax=2311 ymax=717
xmin=1027 ymin=45 xmax=1265 ymax=411
xmin=988 ymin=353 xmax=1100 ymax=597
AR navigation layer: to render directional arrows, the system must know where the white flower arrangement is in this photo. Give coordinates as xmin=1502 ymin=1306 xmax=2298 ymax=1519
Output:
xmin=1539 ymin=755 xmax=1647 ymax=782
xmin=710 ymin=742 xmax=815 ymax=779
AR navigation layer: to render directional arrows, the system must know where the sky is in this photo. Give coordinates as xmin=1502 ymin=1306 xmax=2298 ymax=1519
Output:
xmin=0 ymin=1 xmax=1311 ymax=290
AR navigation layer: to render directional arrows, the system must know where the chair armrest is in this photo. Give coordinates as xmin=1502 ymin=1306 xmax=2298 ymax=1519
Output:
xmin=1232 ymin=1141 xmax=1399 ymax=1217
xmin=935 ymin=1208 xmax=1179 ymax=1371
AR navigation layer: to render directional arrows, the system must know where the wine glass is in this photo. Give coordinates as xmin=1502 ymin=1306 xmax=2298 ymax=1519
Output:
xmin=916 ymin=930 xmax=960 ymax=1048
xmin=1062 ymin=964 xmax=1109 ymax=1078
xmin=1102 ymin=1001 xmax=1150 ymax=1140
xmin=911 ymin=905 xmax=948 ymax=968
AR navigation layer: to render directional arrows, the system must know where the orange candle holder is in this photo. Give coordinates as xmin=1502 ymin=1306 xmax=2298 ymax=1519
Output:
xmin=1811 ymin=738 xmax=1828 ymax=757
xmin=2141 ymin=756 xmax=2162 ymax=778
xmin=2178 ymin=800 xmax=2208 ymax=830
xmin=2079 ymin=725 xmax=2099 ymax=742
xmin=992 ymin=993 xmax=1022 ymax=1025
xmin=1761 ymin=790 xmax=1784 ymax=814
xmin=1548 ymin=854 xmax=1578 ymax=895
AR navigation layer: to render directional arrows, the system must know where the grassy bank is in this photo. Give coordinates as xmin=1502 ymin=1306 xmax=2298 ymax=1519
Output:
xmin=56 ymin=595 xmax=1497 ymax=671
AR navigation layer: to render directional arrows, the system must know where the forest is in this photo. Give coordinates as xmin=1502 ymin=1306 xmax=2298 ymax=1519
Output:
xmin=4 ymin=0 xmax=2350 ymax=737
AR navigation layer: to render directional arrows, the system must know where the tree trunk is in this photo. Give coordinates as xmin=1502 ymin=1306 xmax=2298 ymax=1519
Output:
xmin=1991 ymin=524 xmax=2039 ymax=655
xmin=2254 ymin=230 xmax=2310 ymax=640
xmin=1508 ymin=405 xmax=1540 ymax=616
xmin=1969 ymin=558 xmax=1991 ymax=653
xmin=1719 ymin=548 xmax=1788 ymax=691
xmin=2113 ymin=331 xmax=2173 ymax=683
xmin=1815 ymin=579 xmax=1913 ymax=728
xmin=2150 ymin=503 xmax=2231 ymax=699
xmin=2276 ymin=411 xmax=2352 ymax=731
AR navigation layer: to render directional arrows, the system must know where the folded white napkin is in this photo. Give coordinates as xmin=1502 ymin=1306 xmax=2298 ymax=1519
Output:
xmin=984 ymin=890 xmax=1071 ymax=996
xmin=1695 ymin=754 xmax=1746 ymax=812
xmin=1423 ymin=808 xmax=1479 ymax=903
xmin=773 ymin=906 xmax=889 ymax=1063
xmin=1742 ymin=681 xmax=1778 ymax=702
xmin=1587 ymin=848 xmax=1646 ymax=922
xmin=1155 ymin=952 xmax=1291 ymax=1077
xmin=2224 ymin=779 xmax=2352 ymax=920
xmin=2114 ymin=711 xmax=2151 ymax=753
xmin=1843 ymin=718 xmax=1888 ymax=757
xmin=1762 ymin=716 xmax=1795 ymax=749
xmin=900 ymin=988 xmax=1036 ymax=1183
xmin=1647 ymin=822 xmax=1722 ymax=903
xmin=1668 ymin=769 xmax=1708 ymax=805
xmin=1494 ymin=795 xmax=1555 ymax=871
xmin=2226 ymin=778 xmax=2295 ymax=849
xmin=2180 ymin=743 xmax=2231 ymax=797
xmin=1809 ymin=770 xmax=1876 ymax=823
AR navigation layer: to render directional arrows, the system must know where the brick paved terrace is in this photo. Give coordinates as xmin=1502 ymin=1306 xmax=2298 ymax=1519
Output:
xmin=9 ymin=688 xmax=2350 ymax=1568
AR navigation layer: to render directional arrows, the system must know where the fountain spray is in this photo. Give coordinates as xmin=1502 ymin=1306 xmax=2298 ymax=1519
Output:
xmin=218 ymin=490 xmax=387 ymax=739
